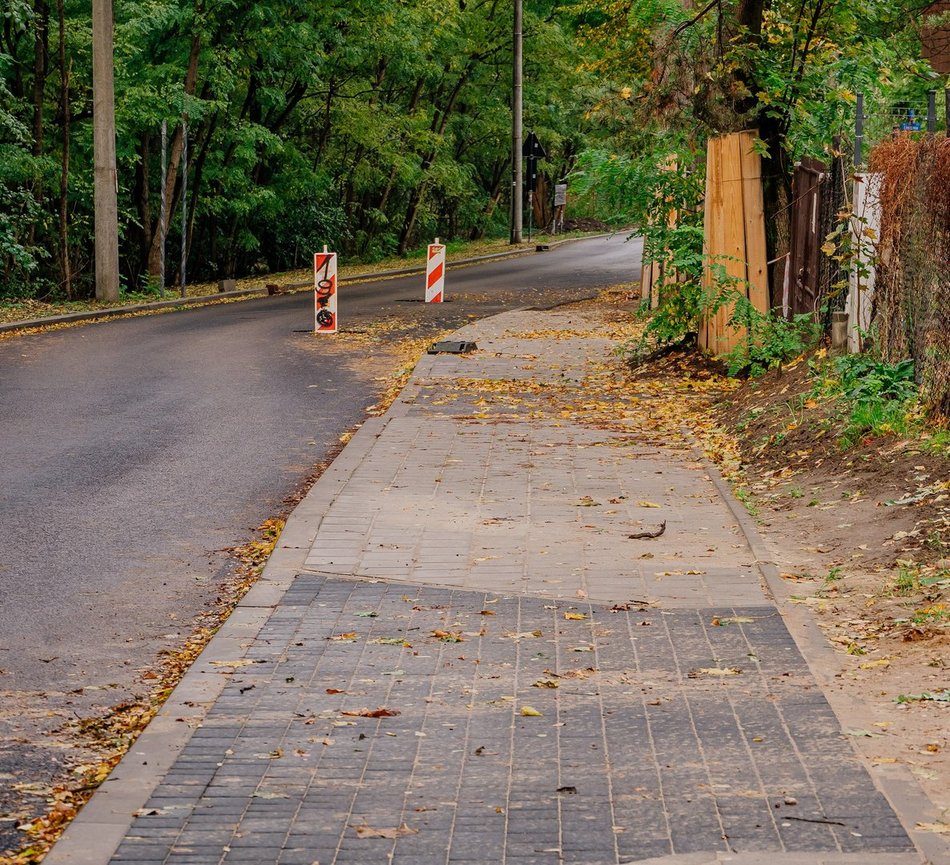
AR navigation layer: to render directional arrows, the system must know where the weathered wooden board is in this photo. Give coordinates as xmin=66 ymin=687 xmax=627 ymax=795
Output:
xmin=700 ymin=131 xmax=769 ymax=356
xmin=739 ymin=131 xmax=769 ymax=317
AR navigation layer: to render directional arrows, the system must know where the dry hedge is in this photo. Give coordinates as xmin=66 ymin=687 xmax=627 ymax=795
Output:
xmin=869 ymin=136 xmax=950 ymax=418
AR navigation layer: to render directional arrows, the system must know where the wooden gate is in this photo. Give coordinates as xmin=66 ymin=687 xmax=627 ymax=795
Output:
xmin=699 ymin=131 xmax=769 ymax=355
xmin=786 ymin=158 xmax=826 ymax=317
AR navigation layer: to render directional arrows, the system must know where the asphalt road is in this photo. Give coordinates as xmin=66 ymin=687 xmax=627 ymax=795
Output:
xmin=0 ymin=233 xmax=640 ymax=849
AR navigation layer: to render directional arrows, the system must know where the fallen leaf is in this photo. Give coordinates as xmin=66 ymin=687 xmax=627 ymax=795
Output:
xmin=209 ymin=659 xmax=266 ymax=668
xmin=687 ymin=667 xmax=741 ymax=678
xmin=636 ymin=500 xmax=662 ymax=508
xmin=328 ymin=632 xmax=358 ymax=642
xmin=355 ymin=611 xmax=379 ymax=618
xmin=554 ymin=667 xmax=598 ymax=679
xmin=710 ymin=616 xmax=755 ymax=626
xmin=341 ymin=707 xmax=400 ymax=718
xmin=520 ymin=706 xmax=543 ymax=717
xmin=326 ymin=688 xmax=344 ymax=695
xmin=432 ymin=630 xmax=464 ymax=642
xmin=896 ymin=689 xmax=950 ymax=703
xmin=780 ymin=572 xmax=815 ymax=582
xmin=563 ymin=612 xmax=588 ymax=621
xmin=354 ymin=823 xmax=418 ymax=839
xmin=916 ymin=821 xmax=950 ymax=834
xmin=532 ymin=679 xmax=559 ymax=689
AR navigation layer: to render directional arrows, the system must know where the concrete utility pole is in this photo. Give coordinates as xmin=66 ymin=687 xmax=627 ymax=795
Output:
xmin=92 ymin=0 xmax=120 ymax=301
xmin=510 ymin=0 xmax=523 ymax=244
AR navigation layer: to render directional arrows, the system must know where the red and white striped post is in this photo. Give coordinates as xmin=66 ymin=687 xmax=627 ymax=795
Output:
xmin=425 ymin=238 xmax=446 ymax=303
xmin=313 ymin=246 xmax=338 ymax=333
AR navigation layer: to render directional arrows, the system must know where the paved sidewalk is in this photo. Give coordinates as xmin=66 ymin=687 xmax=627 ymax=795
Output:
xmin=46 ymin=309 xmax=937 ymax=865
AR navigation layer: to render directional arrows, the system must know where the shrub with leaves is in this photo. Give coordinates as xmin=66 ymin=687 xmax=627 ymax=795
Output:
xmin=722 ymin=295 xmax=820 ymax=377
xmin=810 ymin=354 xmax=920 ymax=446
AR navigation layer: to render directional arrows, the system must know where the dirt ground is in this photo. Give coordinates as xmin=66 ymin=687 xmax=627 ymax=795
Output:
xmin=707 ymin=351 xmax=950 ymax=830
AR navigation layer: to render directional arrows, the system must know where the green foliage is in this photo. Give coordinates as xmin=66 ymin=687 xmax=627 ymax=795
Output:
xmin=0 ymin=0 xmax=599 ymax=300
xmin=833 ymin=356 xmax=917 ymax=402
xmin=809 ymin=354 xmax=920 ymax=447
xmin=723 ymin=296 xmax=820 ymax=377
xmin=0 ymin=45 xmax=46 ymax=297
xmin=574 ymin=135 xmax=708 ymax=359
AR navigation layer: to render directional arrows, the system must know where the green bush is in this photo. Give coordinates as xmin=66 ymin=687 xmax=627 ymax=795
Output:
xmin=810 ymin=354 xmax=919 ymax=446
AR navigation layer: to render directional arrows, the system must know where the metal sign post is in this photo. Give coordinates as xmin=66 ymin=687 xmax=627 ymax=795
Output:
xmin=314 ymin=245 xmax=338 ymax=333
xmin=425 ymin=238 xmax=446 ymax=303
xmin=523 ymin=131 xmax=546 ymax=241
xmin=553 ymin=183 xmax=567 ymax=234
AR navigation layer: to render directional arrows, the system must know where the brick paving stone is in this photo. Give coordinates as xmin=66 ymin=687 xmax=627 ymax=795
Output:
xmin=110 ymin=579 xmax=915 ymax=864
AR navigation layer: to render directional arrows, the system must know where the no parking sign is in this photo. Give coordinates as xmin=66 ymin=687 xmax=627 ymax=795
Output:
xmin=314 ymin=248 xmax=338 ymax=333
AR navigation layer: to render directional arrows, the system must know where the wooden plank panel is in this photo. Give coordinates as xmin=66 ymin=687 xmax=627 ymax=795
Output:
xmin=700 ymin=136 xmax=721 ymax=351
xmin=739 ymin=131 xmax=769 ymax=316
xmin=717 ymin=132 xmax=748 ymax=354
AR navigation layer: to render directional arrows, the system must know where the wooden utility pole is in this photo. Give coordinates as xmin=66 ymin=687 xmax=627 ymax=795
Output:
xmin=510 ymin=0 xmax=523 ymax=244
xmin=92 ymin=0 xmax=119 ymax=300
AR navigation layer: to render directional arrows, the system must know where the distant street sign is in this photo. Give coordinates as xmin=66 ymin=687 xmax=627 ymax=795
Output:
xmin=522 ymin=130 xmax=546 ymax=160
xmin=554 ymin=184 xmax=567 ymax=206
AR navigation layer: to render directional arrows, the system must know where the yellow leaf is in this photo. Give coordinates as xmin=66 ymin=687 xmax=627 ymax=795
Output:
xmin=520 ymin=706 xmax=543 ymax=717
xmin=636 ymin=500 xmax=661 ymax=508
xmin=564 ymin=612 xmax=588 ymax=621
xmin=688 ymin=667 xmax=741 ymax=677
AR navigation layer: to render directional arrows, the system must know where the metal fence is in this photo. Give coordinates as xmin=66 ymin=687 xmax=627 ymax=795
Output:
xmin=868 ymin=136 xmax=950 ymax=417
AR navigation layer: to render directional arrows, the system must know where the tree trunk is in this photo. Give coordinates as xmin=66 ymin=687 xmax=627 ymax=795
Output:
xmin=135 ymin=133 xmax=151 ymax=287
xmin=397 ymin=66 xmax=473 ymax=255
xmin=146 ymin=34 xmax=201 ymax=280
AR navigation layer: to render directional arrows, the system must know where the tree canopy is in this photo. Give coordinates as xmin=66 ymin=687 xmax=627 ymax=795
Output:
xmin=0 ymin=0 xmax=939 ymax=300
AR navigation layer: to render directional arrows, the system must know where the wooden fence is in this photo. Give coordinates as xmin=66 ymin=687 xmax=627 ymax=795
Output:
xmin=699 ymin=131 xmax=769 ymax=355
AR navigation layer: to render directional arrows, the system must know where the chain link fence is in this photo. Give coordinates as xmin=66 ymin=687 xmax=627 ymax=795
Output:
xmin=868 ymin=136 xmax=950 ymax=418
